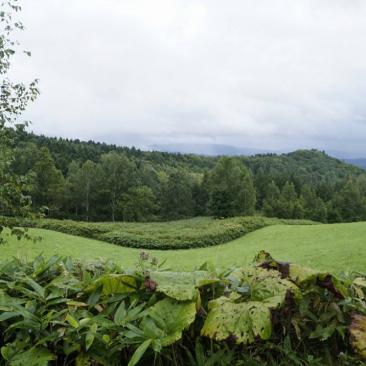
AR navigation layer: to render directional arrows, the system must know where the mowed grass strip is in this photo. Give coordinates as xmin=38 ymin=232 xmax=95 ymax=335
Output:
xmin=1 ymin=222 xmax=366 ymax=273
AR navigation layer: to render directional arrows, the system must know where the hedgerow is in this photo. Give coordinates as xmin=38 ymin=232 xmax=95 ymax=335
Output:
xmin=0 ymin=251 xmax=366 ymax=365
xmin=16 ymin=216 xmax=317 ymax=250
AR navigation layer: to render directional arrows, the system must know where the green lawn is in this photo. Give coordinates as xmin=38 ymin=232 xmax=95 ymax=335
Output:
xmin=1 ymin=222 xmax=366 ymax=272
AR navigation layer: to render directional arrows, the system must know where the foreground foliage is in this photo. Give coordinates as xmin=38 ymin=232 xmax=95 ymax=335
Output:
xmin=14 ymin=216 xmax=316 ymax=250
xmin=1 ymin=251 xmax=366 ymax=365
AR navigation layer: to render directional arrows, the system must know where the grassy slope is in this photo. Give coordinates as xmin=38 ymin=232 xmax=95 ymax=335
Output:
xmin=1 ymin=222 xmax=365 ymax=272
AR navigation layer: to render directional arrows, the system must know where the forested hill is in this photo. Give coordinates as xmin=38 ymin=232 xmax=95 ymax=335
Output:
xmin=13 ymin=130 xmax=363 ymax=178
xmin=13 ymin=130 xmax=218 ymax=175
xmin=9 ymin=129 xmax=366 ymax=223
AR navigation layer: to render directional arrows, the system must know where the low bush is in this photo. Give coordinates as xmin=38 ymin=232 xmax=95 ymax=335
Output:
xmin=0 ymin=251 xmax=365 ymax=365
xmin=24 ymin=216 xmax=317 ymax=250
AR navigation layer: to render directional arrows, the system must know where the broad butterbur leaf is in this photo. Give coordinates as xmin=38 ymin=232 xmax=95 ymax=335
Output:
xmin=90 ymin=274 xmax=137 ymax=295
xmin=149 ymin=271 xmax=218 ymax=301
xmin=201 ymin=293 xmax=272 ymax=344
xmin=289 ymin=264 xmax=347 ymax=298
xmin=350 ymin=314 xmax=366 ymax=359
xmin=228 ymin=267 xmax=300 ymax=306
xmin=142 ymin=298 xmax=196 ymax=346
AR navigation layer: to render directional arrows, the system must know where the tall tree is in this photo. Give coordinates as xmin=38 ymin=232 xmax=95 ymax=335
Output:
xmin=120 ymin=186 xmax=158 ymax=222
xmin=29 ymin=147 xmax=65 ymax=215
xmin=192 ymin=172 xmax=210 ymax=216
xmin=100 ymin=152 xmax=135 ymax=221
xmin=0 ymin=1 xmax=38 ymax=237
xmin=65 ymin=161 xmax=83 ymax=217
xmin=300 ymin=185 xmax=327 ymax=222
xmin=262 ymin=180 xmax=281 ymax=217
xmin=208 ymin=157 xmax=256 ymax=218
xmin=160 ymin=171 xmax=195 ymax=219
xmin=66 ymin=160 xmax=99 ymax=221
xmin=276 ymin=181 xmax=304 ymax=219
xmin=329 ymin=179 xmax=366 ymax=223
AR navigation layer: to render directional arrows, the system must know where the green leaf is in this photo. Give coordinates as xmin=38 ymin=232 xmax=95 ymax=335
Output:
xmin=201 ymin=294 xmax=272 ymax=344
xmin=8 ymin=347 xmax=55 ymax=366
xmin=149 ymin=271 xmax=218 ymax=301
xmin=0 ymin=311 xmax=20 ymax=322
xmin=142 ymin=298 xmax=196 ymax=346
xmin=350 ymin=314 xmax=366 ymax=359
xmin=114 ymin=301 xmax=127 ymax=324
xmin=65 ymin=314 xmax=79 ymax=329
xmin=102 ymin=334 xmax=111 ymax=344
xmin=25 ymin=277 xmax=45 ymax=298
xmin=1 ymin=346 xmax=10 ymax=360
xmin=66 ymin=300 xmax=88 ymax=307
xmin=75 ymin=354 xmax=90 ymax=366
xmin=127 ymin=339 xmax=152 ymax=366
xmin=91 ymin=274 xmax=137 ymax=295
xmin=229 ymin=266 xmax=300 ymax=306
xmin=85 ymin=332 xmax=95 ymax=351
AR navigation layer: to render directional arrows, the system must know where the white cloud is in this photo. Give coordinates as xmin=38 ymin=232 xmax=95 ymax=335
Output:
xmin=10 ymin=0 xmax=366 ymax=155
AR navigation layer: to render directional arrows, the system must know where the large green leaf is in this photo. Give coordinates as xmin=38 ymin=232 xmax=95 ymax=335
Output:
xmin=288 ymin=264 xmax=325 ymax=284
xmin=201 ymin=293 xmax=272 ymax=344
xmin=350 ymin=314 xmax=366 ymax=359
xmin=202 ymin=266 xmax=300 ymax=345
xmin=8 ymin=347 xmax=55 ymax=366
xmin=89 ymin=274 xmax=137 ymax=295
xmin=254 ymin=251 xmax=347 ymax=298
xmin=228 ymin=267 xmax=300 ymax=306
xmin=149 ymin=271 xmax=218 ymax=301
xmin=289 ymin=264 xmax=348 ymax=298
xmin=142 ymin=298 xmax=196 ymax=346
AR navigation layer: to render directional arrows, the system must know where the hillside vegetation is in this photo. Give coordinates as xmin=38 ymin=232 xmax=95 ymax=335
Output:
xmin=7 ymin=129 xmax=366 ymax=225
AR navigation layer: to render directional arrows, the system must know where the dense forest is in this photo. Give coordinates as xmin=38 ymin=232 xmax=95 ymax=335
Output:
xmin=4 ymin=128 xmax=366 ymax=223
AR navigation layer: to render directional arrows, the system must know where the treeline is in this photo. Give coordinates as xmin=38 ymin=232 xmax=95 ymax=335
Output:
xmin=7 ymin=131 xmax=366 ymax=223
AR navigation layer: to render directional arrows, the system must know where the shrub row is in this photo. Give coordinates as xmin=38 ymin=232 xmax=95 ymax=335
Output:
xmin=0 ymin=252 xmax=365 ymax=365
xmin=19 ymin=216 xmax=317 ymax=250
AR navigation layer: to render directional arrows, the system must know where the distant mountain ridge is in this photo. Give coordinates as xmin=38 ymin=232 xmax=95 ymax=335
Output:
xmin=150 ymin=143 xmax=276 ymax=156
xmin=345 ymin=159 xmax=366 ymax=170
xmin=16 ymin=130 xmax=366 ymax=177
xmin=150 ymin=144 xmax=366 ymax=170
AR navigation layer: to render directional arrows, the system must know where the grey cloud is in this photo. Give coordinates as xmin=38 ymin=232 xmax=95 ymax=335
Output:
xmin=10 ymin=0 xmax=366 ymax=155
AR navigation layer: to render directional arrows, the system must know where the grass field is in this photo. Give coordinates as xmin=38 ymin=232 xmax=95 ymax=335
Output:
xmin=1 ymin=222 xmax=366 ymax=273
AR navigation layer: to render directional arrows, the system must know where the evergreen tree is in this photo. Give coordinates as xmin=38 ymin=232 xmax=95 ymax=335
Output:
xmin=276 ymin=181 xmax=304 ymax=219
xmin=192 ymin=172 xmax=210 ymax=216
xmin=300 ymin=185 xmax=327 ymax=222
xmin=329 ymin=179 xmax=366 ymax=222
xmin=208 ymin=157 xmax=256 ymax=218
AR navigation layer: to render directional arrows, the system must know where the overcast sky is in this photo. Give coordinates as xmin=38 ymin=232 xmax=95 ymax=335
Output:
xmin=12 ymin=0 xmax=366 ymax=156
